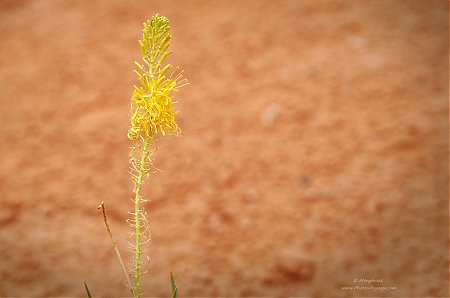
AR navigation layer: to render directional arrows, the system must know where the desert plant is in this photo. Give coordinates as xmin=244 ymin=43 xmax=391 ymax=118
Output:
xmin=85 ymin=14 xmax=187 ymax=298
xmin=127 ymin=13 xmax=187 ymax=297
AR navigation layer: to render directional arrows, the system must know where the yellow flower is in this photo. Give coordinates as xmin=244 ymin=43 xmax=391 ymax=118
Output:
xmin=128 ymin=15 xmax=187 ymax=140
xmin=126 ymin=15 xmax=188 ymax=298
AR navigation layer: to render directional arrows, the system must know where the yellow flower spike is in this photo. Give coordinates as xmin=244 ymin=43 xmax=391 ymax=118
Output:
xmin=126 ymin=14 xmax=187 ymax=298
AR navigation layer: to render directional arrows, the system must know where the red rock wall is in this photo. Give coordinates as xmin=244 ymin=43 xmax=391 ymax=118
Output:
xmin=0 ymin=0 xmax=448 ymax=296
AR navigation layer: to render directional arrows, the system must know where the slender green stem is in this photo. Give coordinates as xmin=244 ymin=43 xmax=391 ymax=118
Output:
xmin=132 ymin=133 xmax=151 ymax=298
xmin=98 ymin=202 xmax=134 ymax=295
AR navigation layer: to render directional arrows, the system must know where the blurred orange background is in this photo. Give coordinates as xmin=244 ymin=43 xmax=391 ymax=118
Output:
xmin=0 ymin=0 xmax=448 ymax=297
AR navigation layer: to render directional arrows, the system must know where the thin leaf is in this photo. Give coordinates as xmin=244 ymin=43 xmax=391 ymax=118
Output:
xmin=83 ymin=281 xmax=93 ymax=298
xmin=98 ymin=202 xmax=134 ymax=295
xmin=170 ymin=272 xmax=178 ymax=298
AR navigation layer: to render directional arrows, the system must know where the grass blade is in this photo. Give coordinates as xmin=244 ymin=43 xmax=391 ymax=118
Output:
xmin=170 ymin=272 xmax=178 ymax=298
xmin=83 ymin=281 xmax=93 ymax=298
